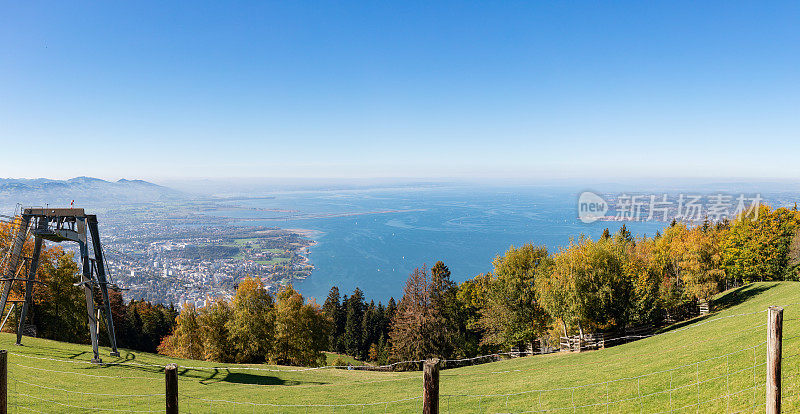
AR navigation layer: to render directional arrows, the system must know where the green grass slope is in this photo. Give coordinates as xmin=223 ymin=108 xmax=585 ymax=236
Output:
xmin=5 ymin=282 xmax=800 ymax=413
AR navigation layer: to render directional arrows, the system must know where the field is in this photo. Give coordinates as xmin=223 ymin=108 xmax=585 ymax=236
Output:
xmin=5 ymin=282 xmax=800 ymax=413
xmin=228 ymin=237 xmax=291 ymax=265
xmin=323 ymin=352 xmax=369 ymax=367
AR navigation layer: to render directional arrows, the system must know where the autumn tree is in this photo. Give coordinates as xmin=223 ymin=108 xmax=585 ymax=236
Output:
xmin=625 ymin=237 xmax=661 ymax=325
xmin=32 ymin=251 xmax=88 ymax=343
xmin=535 ymin=252 xmax=575 ymax=338
xmin=479 ymin=245 xmax=550 ymax=349
xmin=198 ymin=299 xmax=233 ymax=362
xmin=456 ymin=272 xmax=495 ymax=356
xmin=271 ymin=285 xmax=330 ymax=366
xmin=537 ymin=237 xmax=634 ymax=337
xmin=721 ymin=205 xmax=800 ymax=283
xmin=158 ymin=303 xmax=203 ymax=360
xmin=680 ymin=226 xmax=725 ymax=303
xmin=579 ymin=236 xmax=634 ymax=332
xmin=652 ymin=223 xmax=690 ymax=310
xmin=390 ymin=265 xmax=454 ymax=360
xmin=226 ymin=277 xmax=275 ymax=363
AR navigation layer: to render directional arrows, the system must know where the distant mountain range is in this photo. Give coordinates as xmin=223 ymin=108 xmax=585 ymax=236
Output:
xmin=0 ymin=177 xmax=184 ymax=211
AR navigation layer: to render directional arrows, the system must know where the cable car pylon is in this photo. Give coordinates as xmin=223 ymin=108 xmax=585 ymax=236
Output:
xmin=0 ymin=207 xmax=120 ymax=363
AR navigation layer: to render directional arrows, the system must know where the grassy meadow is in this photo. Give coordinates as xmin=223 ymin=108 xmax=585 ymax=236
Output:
xmin=5 ymin=282 xmax=800 ymax=413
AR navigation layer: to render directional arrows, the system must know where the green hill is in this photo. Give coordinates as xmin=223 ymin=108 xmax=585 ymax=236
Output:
xmin=5 ymin=282 xmax=800 ymax=413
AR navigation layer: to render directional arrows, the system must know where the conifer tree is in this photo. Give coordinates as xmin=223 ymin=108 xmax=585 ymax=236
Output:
xmin=616 ymin=224 xmax=634 ymax=244
xmin=322 ymin=286 xmax=343 ymax=351
xmin=429 ymin=261 xmax=460 ymax=356
xmin=343 ymin=288 xmax=365 ymax=357
xmin=389 ymin=265 xmax=456 ymax=360
xmin=385 ymin=297 xmax=397 ymax=333
xmin=361 ymin=300 xmax=385 ymax=360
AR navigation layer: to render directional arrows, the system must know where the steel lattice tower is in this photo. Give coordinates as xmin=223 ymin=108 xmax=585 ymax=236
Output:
xmin=0 ymin=208 xmax=120 ymax=362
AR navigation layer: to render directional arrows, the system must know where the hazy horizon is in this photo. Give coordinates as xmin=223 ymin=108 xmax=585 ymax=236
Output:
xmin=6 ymin=175 xmax=800 ymax=194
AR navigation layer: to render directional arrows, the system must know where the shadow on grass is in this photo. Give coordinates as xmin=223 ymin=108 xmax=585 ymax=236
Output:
xmin=0 ymin=334 xmax=331 ymax=386
xmin=656 ymin=282 xmax=778 ymax=335
xmin=195 ymin=369 xmax=327 ymax=386
xmin=713 ymin=282 xmax=779 ymax=310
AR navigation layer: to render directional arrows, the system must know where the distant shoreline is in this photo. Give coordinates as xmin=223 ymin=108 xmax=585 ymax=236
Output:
xmin=214 ymin=208 xmax=426 ymax=222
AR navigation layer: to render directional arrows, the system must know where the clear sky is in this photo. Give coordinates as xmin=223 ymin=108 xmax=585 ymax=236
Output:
xmin=1 ymin=1 xmax=798 ymax=181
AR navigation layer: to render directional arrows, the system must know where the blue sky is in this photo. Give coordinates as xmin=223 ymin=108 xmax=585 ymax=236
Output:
xmin=1 ymin=1 xmax=798 ymax=181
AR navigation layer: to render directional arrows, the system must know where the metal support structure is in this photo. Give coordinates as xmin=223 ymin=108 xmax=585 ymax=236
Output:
xmin=0 ymin=208 xmax=121 ymax=362
xmin=16 ymin=220 xmax=45 ymax=345
xmin=80 ymin=236 xmax=101 ymax=362
xmin=88 ymin=216 xmax=120 ymax=357
xmin=0 ymin=305 xmax=14 ymax=332
xmin=0 ymin=216 xmax=31 ymax=324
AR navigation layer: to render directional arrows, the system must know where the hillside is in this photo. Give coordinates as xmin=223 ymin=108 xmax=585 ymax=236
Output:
xmin=0 ymin=176 xmax=183 ymax=212
xmin=4 ymin=282 xmax=800 ymax=413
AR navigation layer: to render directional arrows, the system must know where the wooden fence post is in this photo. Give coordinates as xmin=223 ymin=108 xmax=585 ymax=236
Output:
xmin=166 ymin=363 xmax=178 ymax=414
xmin=767 ymin=306 xmax=783 ymax=414
xmin=0 ymin=350 xmax=7 ymax=414
xmin=423 ymin=358 xmax=440 ymax=414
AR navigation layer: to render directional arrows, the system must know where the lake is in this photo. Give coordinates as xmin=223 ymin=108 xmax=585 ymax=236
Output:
xmin=204 ymin=185 xmax=672 ymax=303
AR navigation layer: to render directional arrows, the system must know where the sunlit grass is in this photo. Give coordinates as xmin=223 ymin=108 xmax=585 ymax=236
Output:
xmin=5 ymin=282 xmax=800 ymax=413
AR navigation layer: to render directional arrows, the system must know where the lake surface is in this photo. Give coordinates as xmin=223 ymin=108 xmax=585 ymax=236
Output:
xmin=205 ymin=181 xmax=800 ymax=302
xmin=205 ymin=185 xmax=670 ymax=303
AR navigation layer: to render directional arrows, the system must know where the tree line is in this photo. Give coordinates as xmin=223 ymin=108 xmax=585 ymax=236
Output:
xmin=157 ymin=278 xmax=331 ymax=366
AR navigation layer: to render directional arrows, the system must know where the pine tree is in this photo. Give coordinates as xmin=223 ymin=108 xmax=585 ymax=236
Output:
xmin=377 ymin=333 xmax=389 ymax=365
xmin=385 ymin=297 xmax=397 ymax=339
xmin=337 ymin=294 xmax=349 ymax=353
xmin=361 ymin=300 xmax=383 ymax=360
xmin=376 ymin=302 xmax=386 ymax=344
xmin=429 ymin=261 xmax=460 ymax=357
xmin=389 ymin=265 xmax=455 ymax=361
xmin=322 ymin=287 xmax=342 ymax=351
xmin=616 ymin=224 xmax=634 ymax=243
xmin=343 ymin=288 xmax=365 ymax=357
